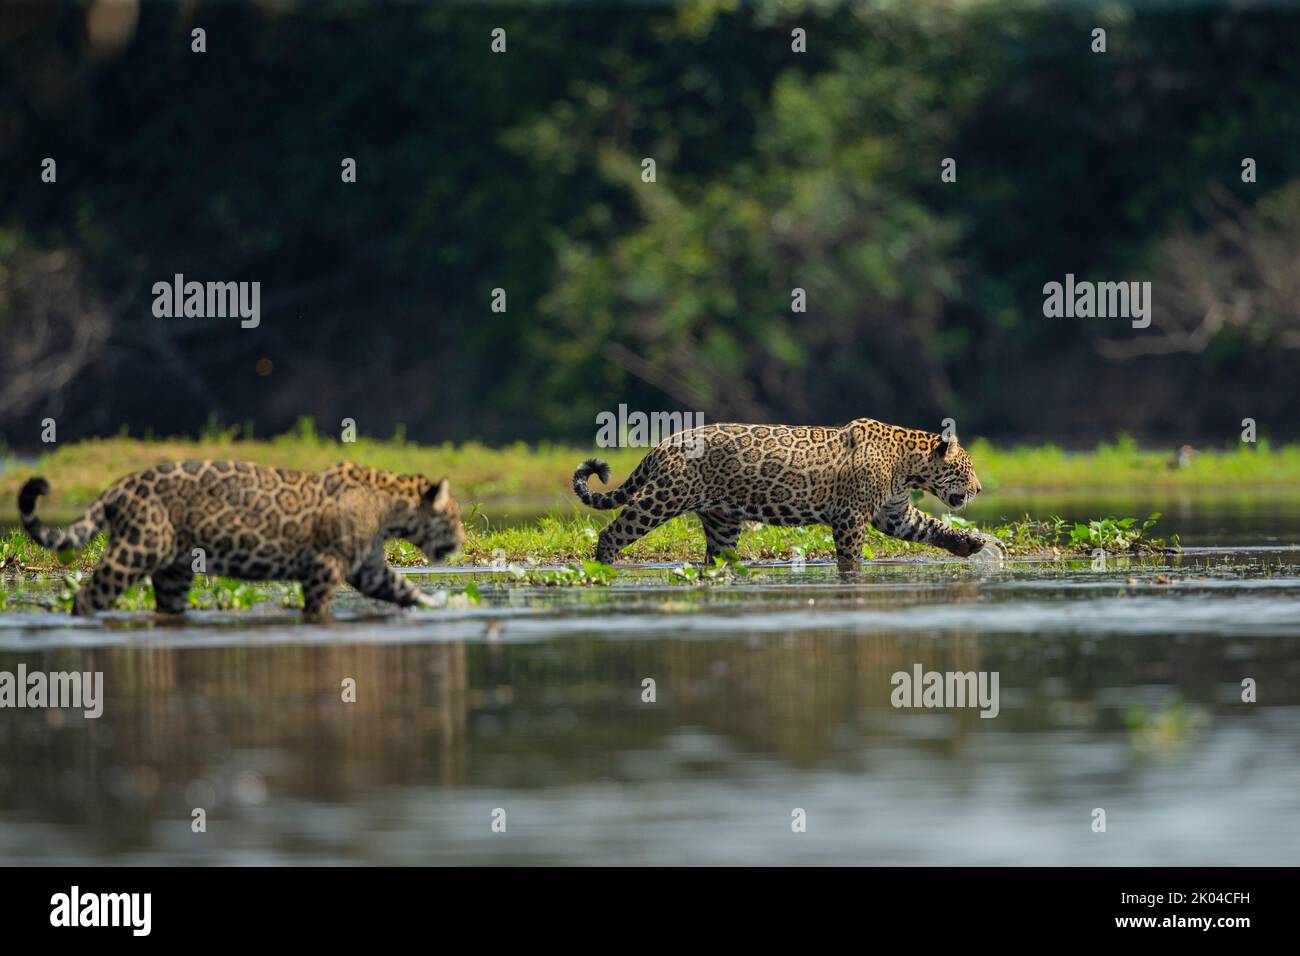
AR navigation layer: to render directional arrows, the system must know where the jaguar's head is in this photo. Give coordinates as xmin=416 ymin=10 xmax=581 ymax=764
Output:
xmin=403 ymin=476 xmax=468 ymax=562
xmin=910 ymin=436 xmax=983 ymax=510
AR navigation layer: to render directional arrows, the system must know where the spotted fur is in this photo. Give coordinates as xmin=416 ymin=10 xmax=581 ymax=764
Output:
xmin=19 ymin=461 xmax=466 ymax=618
xmin=573 ymin=418 xmax=1005 ymax=572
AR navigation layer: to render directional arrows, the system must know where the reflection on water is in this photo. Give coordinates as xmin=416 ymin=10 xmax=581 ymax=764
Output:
xmin=2 ymin=548 xmax=1299 ymax=864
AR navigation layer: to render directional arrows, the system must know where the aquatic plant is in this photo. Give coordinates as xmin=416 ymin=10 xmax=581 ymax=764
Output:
xmin=669 ymin=550 xmax=749 ymax=584
xmin=507 ymin=559 xmax=619 ymax=588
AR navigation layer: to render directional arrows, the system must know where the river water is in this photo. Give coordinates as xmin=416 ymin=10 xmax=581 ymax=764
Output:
xmin=1 ymin=494 xmax=1297 ymax=864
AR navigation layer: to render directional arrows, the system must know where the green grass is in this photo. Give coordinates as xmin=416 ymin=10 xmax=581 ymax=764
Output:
xmin=453 ymin=510 xmax=1174 ymax=567
xmin=0 ymin=511 xmax=1175 ymax=610
xmin=0 ymin=418 xmax=649 ymax=515
xmin=2 ymin=570 xmax=305 ymax=613
xmin=2 ymin=423 xmax=1297 ymax=522
xmin=0 ymin=510 xmax=1174 ymax=579
xmin=964 ymin=434 xmax=1300 ymax=491
xmin=0 ymin=423 xmax=1208 ymax=588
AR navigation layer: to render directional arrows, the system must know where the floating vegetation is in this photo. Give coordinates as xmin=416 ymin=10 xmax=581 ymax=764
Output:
xmin=668 ymin=550 xmax=749 ymax=585
xmin=2 ymin=511 xmax=1177 ymax=584
xmin=504 ymin=559 xmax=619 ymax=588
xmin=1125 ymin=697 xmax=1211 ymax=757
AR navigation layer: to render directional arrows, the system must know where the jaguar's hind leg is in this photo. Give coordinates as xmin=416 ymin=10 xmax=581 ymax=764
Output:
xmin=831 ymin=518 xmax=867 ymax=574
xmin=301 ymin=555 xmax=345 ymax=621
xmin=595 ymin=504 xmax=679 ymax=564
xmin=72 ymin=497 xmax=174 ymax=615
xmin=73 ymin=546 xmax=155 ymax=615
xmin=699 ymin=511 xmax=742 ymax=565
xmin=152 ymin=562 xmax=195 ymax=615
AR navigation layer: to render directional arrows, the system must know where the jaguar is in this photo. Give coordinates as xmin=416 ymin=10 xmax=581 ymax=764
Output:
xmin=18 ymin=460 xmax=466 ymax=618
xmin=572 ymin=418 xmax=1005 ymax=571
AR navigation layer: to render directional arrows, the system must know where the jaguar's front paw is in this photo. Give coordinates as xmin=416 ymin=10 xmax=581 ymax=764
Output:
xmin=944 ymin=532 xmax=985 ymax=557
xmin=947 ymin=537 xmax=976 ymax=557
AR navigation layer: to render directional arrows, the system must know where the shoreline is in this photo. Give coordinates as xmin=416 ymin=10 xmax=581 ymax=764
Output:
xmin=2 ymin=511 xmax=1174 ymax=583
xmin=2 ymin=432 xmax=1298 ymax=517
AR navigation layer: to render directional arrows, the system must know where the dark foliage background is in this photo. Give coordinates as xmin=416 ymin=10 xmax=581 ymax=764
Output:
xmin=2 ymin=0 xmax=1298 ymax=450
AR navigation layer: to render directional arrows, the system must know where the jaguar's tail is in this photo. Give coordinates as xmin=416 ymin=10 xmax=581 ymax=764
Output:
xmin=571 ymin=458 xmax=646 ymax=510
xmin=18 ymin=477 xmax=106 ymax=553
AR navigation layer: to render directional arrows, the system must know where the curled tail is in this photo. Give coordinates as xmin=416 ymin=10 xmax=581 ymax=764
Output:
xmin=18 ymin=477 xmax=105 ymax=552
xmin=572 ymin=458 xmax=647 ymax=510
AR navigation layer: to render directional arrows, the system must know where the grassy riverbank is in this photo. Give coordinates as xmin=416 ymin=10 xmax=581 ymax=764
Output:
xmin=1 ymin=509 xmax=1172 ymax=580
xmin=0 ymin=508 xmax=1173 ymax=611
xmin=2 ymin=424 xmax=1295 ymax=518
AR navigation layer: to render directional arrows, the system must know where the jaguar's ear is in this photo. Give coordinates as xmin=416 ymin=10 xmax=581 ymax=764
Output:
xmin=422 ymin=477 xmax=451 ymax=510
xmin=934 ymin=436 xmax=956 ymax=460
